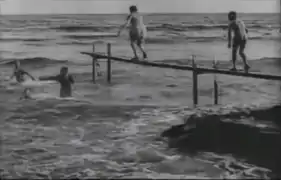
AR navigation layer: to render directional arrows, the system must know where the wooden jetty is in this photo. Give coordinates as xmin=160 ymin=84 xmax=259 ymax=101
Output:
xmin=81 ymin=43 xmax=281 ymax=107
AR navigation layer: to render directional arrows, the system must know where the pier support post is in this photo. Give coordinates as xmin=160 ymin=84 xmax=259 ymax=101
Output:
xmin=107 ymin=43 xmax=112 ymax=83
xmin=92 ymin=44 xmax=97 ymax=83
xmin=213 ymin=57 xmax=219 ymax=105
xmin=192 ymin=55 xmax=198 ymax=107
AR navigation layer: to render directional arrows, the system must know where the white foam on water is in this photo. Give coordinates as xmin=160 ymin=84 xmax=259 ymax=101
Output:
xmin=0 ymin=78 xmax=56 ymax=91
xmin=31 ymin=93 xmax=86 ymax=102
xmin=21 ymin=80 xmax=57 ymax=88
xmin=127 ymin=172 xmax=211 ymax=179
xmin=31 ymin=93 xmax=57 ymax=99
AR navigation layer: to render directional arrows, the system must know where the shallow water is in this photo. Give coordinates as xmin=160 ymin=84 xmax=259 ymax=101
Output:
xmin=0 ymin=100 xmax=223 ymax=178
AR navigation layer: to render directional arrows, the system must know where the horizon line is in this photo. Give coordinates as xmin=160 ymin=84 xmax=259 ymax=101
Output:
xmin=1 ymin=12 xmax=278 ymax=15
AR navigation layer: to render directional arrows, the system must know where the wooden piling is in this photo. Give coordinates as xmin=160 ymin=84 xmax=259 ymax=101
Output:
xmin=213 ymin=57 xmax=218 ymax=105
xmin=192 ymin=55 xmax=198 ymax=107
xmin=92 ymin=44 xmax=96 ymax=83
xmin=107 ymin=43 xmax=112 ymax=83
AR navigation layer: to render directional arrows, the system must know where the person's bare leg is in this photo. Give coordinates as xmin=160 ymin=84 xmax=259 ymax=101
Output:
xmin=239 ymin=40 xmax=250 ymax=70
xmin=231 ymin=45 xmax=238 ymax=70
xmin=130 ymin=41 xmax=139 ymax=60
xmin=137 ymin=39 xmax=147 ymax=59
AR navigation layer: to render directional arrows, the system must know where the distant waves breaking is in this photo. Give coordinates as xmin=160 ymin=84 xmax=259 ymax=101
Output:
xmin=51 ymin=23 xmax=279 ymax=32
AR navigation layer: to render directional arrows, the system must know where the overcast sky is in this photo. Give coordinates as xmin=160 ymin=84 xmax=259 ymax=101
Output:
xmin=0 ymin=0 xmax=279 ymax=14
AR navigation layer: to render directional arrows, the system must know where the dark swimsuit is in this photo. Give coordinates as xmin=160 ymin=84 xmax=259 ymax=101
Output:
xmin=230 ymin=20 xmax=247 ymax=49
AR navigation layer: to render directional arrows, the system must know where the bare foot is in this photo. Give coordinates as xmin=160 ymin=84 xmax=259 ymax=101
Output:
xmin=143 ymin=52 xmax=147 ymax=59
xmin=244 ymin=64 xmax=250 ymax=72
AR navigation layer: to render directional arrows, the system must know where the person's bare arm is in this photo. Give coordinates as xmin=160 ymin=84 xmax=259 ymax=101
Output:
xmin=117 ymin=15 xmax=131 ymax=36
xmin=228 ymin=23 xmax=232 ymax=48
xmin=23 ymin=71 xmax=36 ymax=80
xmin=39 ymin=75 xmax=59 ymax=81
xmin=243 ymin=22 xmax=249 ymax=34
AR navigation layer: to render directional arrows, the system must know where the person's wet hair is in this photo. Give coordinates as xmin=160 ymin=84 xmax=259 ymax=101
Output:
xmin=228 ymin=11 xmax=237 ymax=21
xmin=60 ymin=66 xmax=68 ymax=73
xmin=129 ymin=5 xmax=137 ymax=13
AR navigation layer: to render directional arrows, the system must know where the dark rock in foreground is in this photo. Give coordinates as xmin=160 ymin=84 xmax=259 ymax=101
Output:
xmin=162 ymin=104 xmax=281 ymax=177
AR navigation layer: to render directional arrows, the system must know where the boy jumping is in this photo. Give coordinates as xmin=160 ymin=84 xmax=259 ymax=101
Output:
xmin=117 ymin=5 xmax=147 ymax=61
xmin=227 ymin=11 xmax=250 ymax=71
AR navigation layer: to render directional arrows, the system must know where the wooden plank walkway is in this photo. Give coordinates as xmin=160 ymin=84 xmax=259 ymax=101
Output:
xmin=81 ymin=52 xmax=281 ymax=81
xmin=80 ymin=43 xmax=281 ymax=107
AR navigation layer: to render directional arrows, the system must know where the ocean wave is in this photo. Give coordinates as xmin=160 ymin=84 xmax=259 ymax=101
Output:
xmin=57 ymin=40 xmax=107 ymax=46
xmin=50 ymin=23 xmax=279 ymax=33
xmin=148 ymin=23 xmax=278 ymax=31
xmin=147 ymin=23 xmax=228 ymax=31
xmin=62 ymin=35 xmax=214 ymax=44
xmin=0 ymin=37 xmax=51 ymax=42
xmin=0 ymin=35 xmax=271 ymax=45
xmin=0 ymin=57 xmax=68 ymax=66
xmin=52 ymin=24 xmax=228 ymax=33
xmin=52 ymin=25 xmax=116 ymax=32
xmin=61 ymin=34 xmax=276 ymax=44
xmin=161 ymin=104 xmax=281 ymax=178
xmin=145 ymin=38 xmax=177 ymax=44
xmin=56 ymin=41 xmax=93 ymax=46
xmin=145 ymin=36 xmax=219 ymax=44
xmin=1 ymin=34 xmax=273 ymax=46
xmin=145 ymin=35 xmax=275 ymax=44
xmin=63 ymin=34 xmax=116 ymax=40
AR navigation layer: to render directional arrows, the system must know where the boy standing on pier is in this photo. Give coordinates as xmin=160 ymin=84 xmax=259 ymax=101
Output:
xmin=117 ymin=5 xmax=147 ymax=61
xmin=227 ymin=11 xmax=250 ymax=71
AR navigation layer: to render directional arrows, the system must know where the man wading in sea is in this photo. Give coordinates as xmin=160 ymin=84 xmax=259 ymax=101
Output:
xmin=117 ymin=5 xmax=147 ymax=61
xmin=227 ymin=11 xmax=250 ymax=71
xmin=39 ymin=67 xmax=74 ymax=98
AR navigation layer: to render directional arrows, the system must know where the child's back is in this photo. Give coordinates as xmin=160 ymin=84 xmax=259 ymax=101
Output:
xmin=128 ymin=12 xmax=146 ymax=39
xmin=229 ymin=19 xmax=247 ymax=41
xmin=128 ymin=12 xmax=142 ymax=29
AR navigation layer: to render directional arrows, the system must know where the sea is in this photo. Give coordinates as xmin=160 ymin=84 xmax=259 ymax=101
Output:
xmin=0 ymin=13 xmax=280 ymax=179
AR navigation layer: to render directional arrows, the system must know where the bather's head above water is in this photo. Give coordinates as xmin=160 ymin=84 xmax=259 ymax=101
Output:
xmin=60 ymin=66 xmax=68 ymax=76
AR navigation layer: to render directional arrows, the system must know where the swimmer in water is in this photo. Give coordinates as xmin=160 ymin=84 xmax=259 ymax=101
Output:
xmin=117 ymin=5 xmax=147 ymax=61
xmin=227 ymin=11 xmax=250 ymax=71
xmin=10 ymin=60 xmax=36 ymax=99
xmin=39 ymin=67 xmax=74 ymax=98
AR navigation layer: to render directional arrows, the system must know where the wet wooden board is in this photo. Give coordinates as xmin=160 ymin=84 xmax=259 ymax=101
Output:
xmin=81 ymin=52 xmax=281 ymax=81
